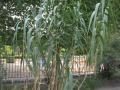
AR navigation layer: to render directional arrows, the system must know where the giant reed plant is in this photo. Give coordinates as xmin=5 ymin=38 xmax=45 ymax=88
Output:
xmin=14 ymin=0 xmax=116 ymax=90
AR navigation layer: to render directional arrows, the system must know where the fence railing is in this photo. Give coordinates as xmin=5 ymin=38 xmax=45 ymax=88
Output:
xmin=71 ymin=56 xmax=95 ymax=75
xmin=0 ymin=56 xmax=95 ymax=81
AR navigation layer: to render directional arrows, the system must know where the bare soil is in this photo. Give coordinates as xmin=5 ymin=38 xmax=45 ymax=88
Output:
xmin=95 ymin=77 xmax=120 ymax=90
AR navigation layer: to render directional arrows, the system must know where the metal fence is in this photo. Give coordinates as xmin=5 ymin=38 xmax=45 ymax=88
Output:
xmin=0 ymin=56 xmax=95 ymax=83
xmin=71 ymin=56 xmax=95 ymax=75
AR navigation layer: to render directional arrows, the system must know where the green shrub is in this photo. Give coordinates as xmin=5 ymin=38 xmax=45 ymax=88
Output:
xmin=98 ymin=33 xmax=120 ymax=79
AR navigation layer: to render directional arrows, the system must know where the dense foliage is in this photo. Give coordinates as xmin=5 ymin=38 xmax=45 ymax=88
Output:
xmin=14 ymin=0 xmax=118 ymax=90
xmin=0 ymin=0 xmax=119 ymax=90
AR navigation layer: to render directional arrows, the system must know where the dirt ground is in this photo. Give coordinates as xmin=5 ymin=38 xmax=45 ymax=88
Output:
xmin=96 ymin=87 xmax=120 ymax=90
xmin=95 ymin=77 xmax=120 ymax=90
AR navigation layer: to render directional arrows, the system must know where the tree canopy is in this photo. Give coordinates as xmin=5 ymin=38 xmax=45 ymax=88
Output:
xmin=0 ymin=0 xmax=119 ymax=46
